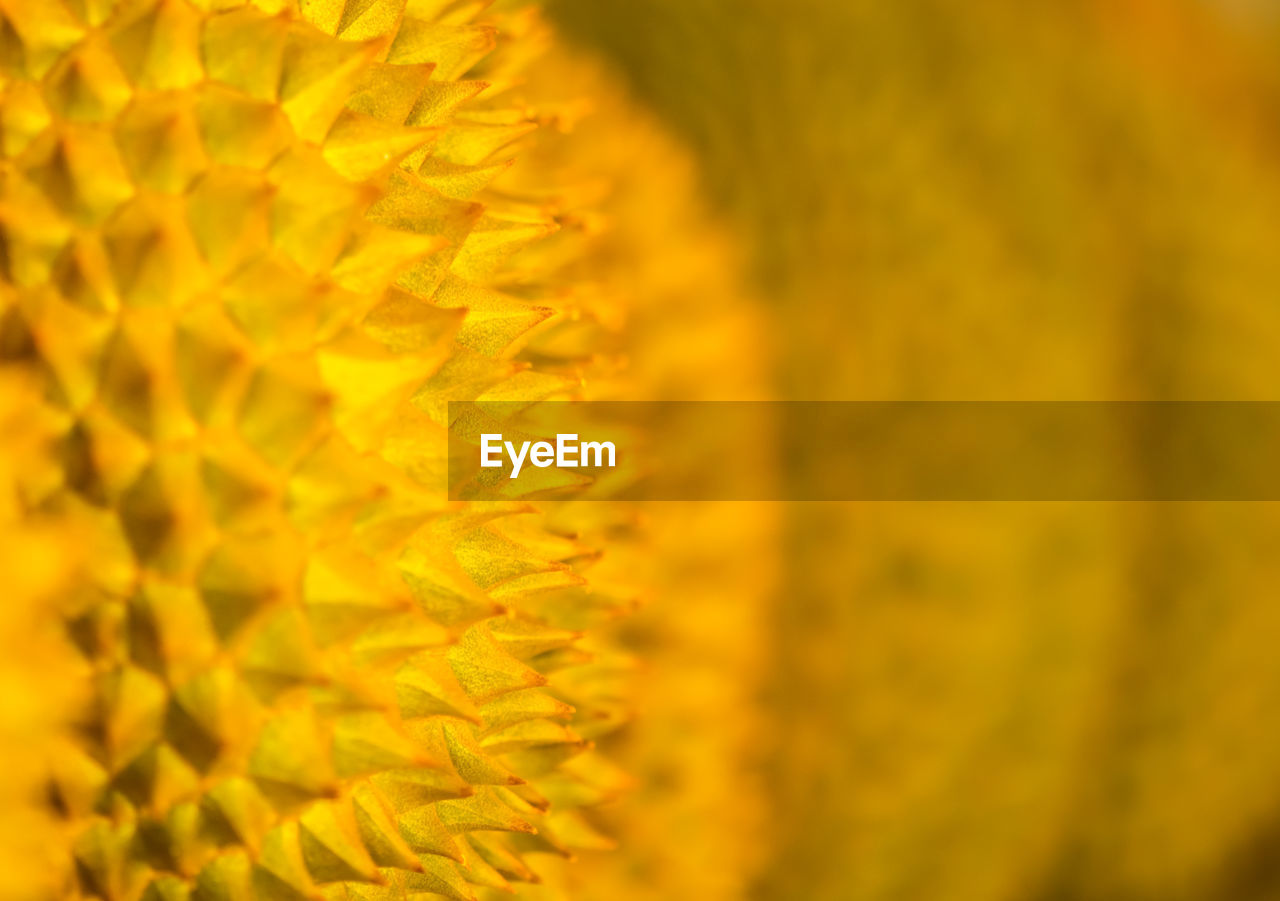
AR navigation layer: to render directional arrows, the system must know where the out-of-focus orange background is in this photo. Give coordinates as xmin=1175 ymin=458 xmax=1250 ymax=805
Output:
xmin=548 ymin=1 xmax=1280 ymax=898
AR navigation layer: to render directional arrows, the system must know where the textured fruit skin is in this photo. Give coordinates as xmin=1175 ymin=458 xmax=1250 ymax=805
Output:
xmin=0 ymin=2 xmax=669 ymax=899
xmin=0 ymin=370 xmax=83 ymax=901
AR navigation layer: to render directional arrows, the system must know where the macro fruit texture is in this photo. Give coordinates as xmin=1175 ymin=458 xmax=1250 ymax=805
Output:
xmin=0 ymin=369 xmax=83 ymax=901
xmin=508 ymin=52 xmax=776 ymax=901
xmin=0 ymin=1 xmax=775 ymax=900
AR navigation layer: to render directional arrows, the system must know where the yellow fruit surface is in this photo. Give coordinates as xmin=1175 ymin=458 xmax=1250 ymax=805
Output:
xmin=0 ymin=2 xmax=775 ymax=900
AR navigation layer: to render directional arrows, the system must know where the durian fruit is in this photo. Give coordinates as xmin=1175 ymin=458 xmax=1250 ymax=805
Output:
xmin=0 ymin=370 xmax=84 ymax=901
xmin=0 ymin=1 xmax=772 ymax=900
xmin=492 ymin=49 xmax=778 ymax=901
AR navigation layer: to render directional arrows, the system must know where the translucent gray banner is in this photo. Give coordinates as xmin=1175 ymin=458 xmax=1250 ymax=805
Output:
xmin=447 ymin=402 xmax=1280 ymax=501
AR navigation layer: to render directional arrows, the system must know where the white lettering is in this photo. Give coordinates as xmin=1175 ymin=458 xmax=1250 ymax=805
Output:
xmin=530 ymin=441 xmax=554 ymax=467
xmin=556 ymin=433 xmax=578 ymax=466
xmin=505 ymin=439 xmax=531 ymax=478
xmin=580 ymin=440 xmax=616 ymax=468
xmin=480 ymin=434 xmax=503 ymax=467
xmin=481 ymin=434 xmax=617 ymax=479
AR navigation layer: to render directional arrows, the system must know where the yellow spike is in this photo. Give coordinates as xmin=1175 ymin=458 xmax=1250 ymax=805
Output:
xmin=0 ymin=0 xmax=85 ymax=79
xmin=279 ymin=27 xmax=382 ymax=143
xmin=324 ymin=110 xmax=438 ymax=181
xmin=298 ymin=800 xmax=383 ymax=885
xmin=477 ymin=719 xmax=578 ymax=757
xmin=434 ymin=787 xmax=534 ymax=836
xmin=360 ymin=287 xmax=464 ymax=354
xmin=237 ymin=357 xmax=332 ymax=468
xmin=107 ymin=0 xmax=203 ymax=90
xmin=402 ymin=856 xmax=476 ymax=901
xmin=394 ymin=651 xmax=482 ymax=722
xmin=101 ymin=195 xmax=210 ymax=308
xmin=369 ymin=765 xmax=474 ymax=813
xmin=543 ymin=808 xmax=616 ymax=853
xmin=437 ymin=720 xmax=524 ymax=787
xmin=349 ymin=783 xmax=423 ymax=871
xmin=332 ymin=712 xmax=434 ymax=779
xmin=204 ymin=778 xmax=278 ymax=854
xmin=399 ymin=541 xmax=503 ymax=628
xmin=248 ymin=707 xmax=340 ymax=810
xmin=431 ymin=118 xmax=535 ymax=168
xmin=432 ymin=276 xmax=552 ymax=357
xmin=200 ymin=8 xmax=287 ymax=102
xmin=452 ymin=836 xmax=510 ymax=894
xmin=464 ymin=834 xmax=537 ymax=885
xmin=347 ymin=59 xmax=437 ymax=125
xmin=448 ymin=211 xmax=557 ymax=282
xmin=416 ymin=157 xmax=510 ymax=201
xmin=194 ymin=851 xmax=256 ymax=901
xmin=386 ymin=20 xmax=493 ymax=80
xmin=185 ymin=169 xmax=272 ymax=274
xmin=477 ymin=689 xmax=573 ymax=735
xmin=404 ymin=79 xmax=487 ymax=128
xmin=331 ymin=223 xmax=447 ymax=295
xmin=194 ymin=86 xmax=292 ymax=169
xmin=268 ymin=147 xmax=370 ymax=275
xmin=256 ymin=822 xmax=319 ymax=898
xmin=115 ymin=96 xmax=208 ymax=193
xmin=239 ymin=608 xmax=327 ymax=699
xmin=52 ymin=232 xmax=120 ymax=314
xmin=173 ymin=304 xmax=254 ymax=426
xmin=397 ymin=800 xmax=461 ymax=861
xmin=0 ymin=79 xmax=51 ymax=157
xmin=24 ymin=126 xmax=134 ymax=226
xmin=336 ymin=0 xmax=407 ymax=42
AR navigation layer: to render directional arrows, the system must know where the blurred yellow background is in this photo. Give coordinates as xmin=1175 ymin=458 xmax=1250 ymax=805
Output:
xmin=547 ymin=1 xmax=1280 ymax=899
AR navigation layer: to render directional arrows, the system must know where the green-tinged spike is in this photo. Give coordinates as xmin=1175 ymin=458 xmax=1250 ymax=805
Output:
xmin=351 ymin=783 xmax=424 ymax=871
xmin=395 ymin=651 xmax=482 ymax=722
xmin=143 ymin=874 xmax=192 ymax=901
xmin=465 ymin=835 xmax=538 ymax=885
xmin=347 ymin=62 xmax=436 ymax=124
xmin=298 ymin=802 xmax=383 ymax=884
xmin=431 ymin=277 xmax=552 ymax=357
xmin=199 ymin=9 xmax=286 ymax=102
xmin=248 ymin=708 xmax=340 ymax=809
xmin=454 ymin=836 xmax=511 ymax=894
xmin=323 ymin=111 xmax=438 ymax=182
xmin=332 ymin=712 xmax=435 ymax=778
xmin=485 ymin=620 xmax=581 ymax=662
xmin=257 ymin=822 xmax=317 ymax=898
xmin=438 ymin=720 xmax=524 ymax=786
xmin=435 ymin=787 xmax=534 ymax=836
xmin=477 ymin=689 xmax=573 ymax=735
xmin=397 ymin=800 xmax=462 ymax=861
xmin=449 ymin=213 xmax=557 ymax=283
xmin=44 ymin=36 xmax=131 ymax=123
xmin=446 ymin=626 xmax=546 ymax=703
xmin=386 ymin=20 xmax=493 ymax=79
xmin=402 ymin=855 xmax=477 ymax=901
xmin=193 ymin=849 xmax=255 ymax=901
xmin=106 ymin=0 xmax=204 ymax=90
xmin=399 ymin=543 xmax=503 ymax=628
xmin=494 ymin=738 xmax=591 ymax=780
xmin=203 ymin=778 xmax=277 ymax=855
xmin=370 ymin=766 xmax=474 ymax=812
xmin=477 ymin=720 xmax=577 ymax=757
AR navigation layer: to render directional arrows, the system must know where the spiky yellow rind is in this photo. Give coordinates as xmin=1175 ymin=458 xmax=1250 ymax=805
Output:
xmin=0 ymin=1 xmax=647 ymax=899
